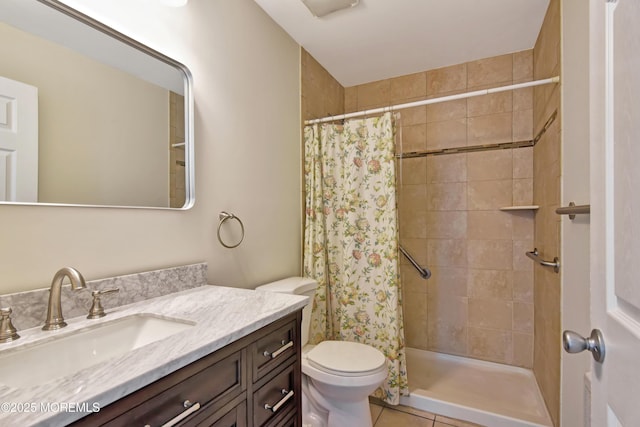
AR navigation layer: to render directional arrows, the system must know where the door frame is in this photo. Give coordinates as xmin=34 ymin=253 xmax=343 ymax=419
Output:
xmin=560 ymin=0 xmax=592 ymax=426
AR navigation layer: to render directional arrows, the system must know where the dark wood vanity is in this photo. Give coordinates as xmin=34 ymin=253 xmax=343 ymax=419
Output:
xmin=70 ymin=311 xmax=302 ymax=427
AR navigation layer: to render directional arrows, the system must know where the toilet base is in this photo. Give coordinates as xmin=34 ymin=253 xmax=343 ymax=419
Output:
xmin=303 ymin=396 xmax=374 ymax=427
xmin=302 ymin=375 xmax=375 ymax=427
xmin=325 ymin=400 xmax=373 ymax=427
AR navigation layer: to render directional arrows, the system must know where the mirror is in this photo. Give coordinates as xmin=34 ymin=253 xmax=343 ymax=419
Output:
xmin=0 ymin=0 xmax=194 ymax=209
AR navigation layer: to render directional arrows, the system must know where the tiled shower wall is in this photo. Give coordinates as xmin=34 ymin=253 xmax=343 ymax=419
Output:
xmin=301 ymin=49 xmax=345 ymax=122
xmin=300 ymin=49 xmax=345 ymax=223
xmin=169 ymin=91 xmax=186 ymax=208
xmin=302 ymin=50 xmax=537 ymax=369
xmin=532 ymin=0 xmax=562 ymax=424
xmin=344 ymin=53 xmax=536 ymax=368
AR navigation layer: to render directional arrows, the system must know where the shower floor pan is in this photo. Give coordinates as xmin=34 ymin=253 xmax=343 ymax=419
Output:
xmin=400 ymin=348 xmax=553 ymax=427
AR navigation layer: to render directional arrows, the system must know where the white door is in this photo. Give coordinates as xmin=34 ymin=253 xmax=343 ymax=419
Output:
xmin=589 ymin=0 xmax=640 ymax=425
xmin=0 ymin=75 xmax=38 ymax=202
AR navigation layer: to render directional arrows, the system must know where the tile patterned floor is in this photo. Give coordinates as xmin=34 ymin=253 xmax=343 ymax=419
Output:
xmin=370 ymin=401 xmax=486 ymax=427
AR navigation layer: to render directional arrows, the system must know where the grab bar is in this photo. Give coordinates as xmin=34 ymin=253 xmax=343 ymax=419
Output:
xmin=526 ymin=248 xmax=560 ymax=273
xmin=399 ymin=246 xmax=431 ymax=279
xmin=556 ymin=202 xmax=590 ymax=219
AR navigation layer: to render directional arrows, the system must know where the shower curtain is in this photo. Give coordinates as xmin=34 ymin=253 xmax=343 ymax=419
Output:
xmin=303 ymin=112 xmax=408 ymax=405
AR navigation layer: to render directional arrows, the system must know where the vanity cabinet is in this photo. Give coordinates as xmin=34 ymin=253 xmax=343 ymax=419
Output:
xmin=70 ymin=311 xmax=302 ymax=427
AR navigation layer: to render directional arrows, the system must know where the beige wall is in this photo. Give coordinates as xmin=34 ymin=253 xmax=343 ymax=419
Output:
xmin=0 ymin=22 xmax=169 ymax=207
xmin=532 ymin=0 xmax=562 ymax=424
xmin=0 ymin=0 xmax=301 ymax=293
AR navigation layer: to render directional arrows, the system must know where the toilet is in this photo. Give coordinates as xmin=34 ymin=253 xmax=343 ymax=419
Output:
xmin=256 ymin=277 xmax=388 ymax=427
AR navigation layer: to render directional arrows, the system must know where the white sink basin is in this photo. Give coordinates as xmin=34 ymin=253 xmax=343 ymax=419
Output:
xmin=0 ymin=314 xmax=194 ymax=388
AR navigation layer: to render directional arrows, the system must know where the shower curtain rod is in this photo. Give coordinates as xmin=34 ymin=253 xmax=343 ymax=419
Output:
xmin=304 ymin=76 xmax=560 ymax=125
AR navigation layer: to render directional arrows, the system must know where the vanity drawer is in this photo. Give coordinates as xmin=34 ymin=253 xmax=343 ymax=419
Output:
xmin=252 ymin=320 xmax=297 ymax=381
xmin=253 ymin=364 xmax=297 ymax=427
xmin=111 ymin=350 xmax=245 ymax=426
xmin=72 ymin=347 xmax=246 ymax=426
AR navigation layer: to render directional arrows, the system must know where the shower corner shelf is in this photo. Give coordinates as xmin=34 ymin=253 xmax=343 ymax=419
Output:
xmin=500 ymin=205 xmax=539 ymax=211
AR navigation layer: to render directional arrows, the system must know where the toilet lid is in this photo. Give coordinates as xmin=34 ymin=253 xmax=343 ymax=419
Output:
xmin=306 ymin=341 xmax=386 ymax=375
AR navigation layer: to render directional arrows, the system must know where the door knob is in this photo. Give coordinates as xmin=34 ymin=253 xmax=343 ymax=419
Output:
xmin=562 ymin=329 xmax=605 ymax=363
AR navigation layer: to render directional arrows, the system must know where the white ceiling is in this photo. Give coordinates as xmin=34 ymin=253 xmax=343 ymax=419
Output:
xmin=253 ymin=0 xmax=550 ymax=87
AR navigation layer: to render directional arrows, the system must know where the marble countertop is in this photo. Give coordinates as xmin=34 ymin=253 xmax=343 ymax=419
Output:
xmin=0 ymin=285 xmax=307 ymax=426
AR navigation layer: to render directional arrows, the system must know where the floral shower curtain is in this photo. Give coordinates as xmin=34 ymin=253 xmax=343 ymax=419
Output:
xmin=303 ymin=112 xmax=408 ymax=405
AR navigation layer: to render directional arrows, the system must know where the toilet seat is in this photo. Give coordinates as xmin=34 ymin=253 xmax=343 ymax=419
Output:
xmin=302 ymin=357 xmax=388 ymax=388
xmin=306 ymin=341 xmax=386 ymax=377
xmin=302 ymin=341 xmax=387 ymax=387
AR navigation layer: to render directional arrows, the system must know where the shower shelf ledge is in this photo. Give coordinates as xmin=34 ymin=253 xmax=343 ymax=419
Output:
xmin=500 ymin=205 xmax=539 ymax=211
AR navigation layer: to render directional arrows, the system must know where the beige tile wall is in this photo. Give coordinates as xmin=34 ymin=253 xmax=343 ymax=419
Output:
xmin=301 ymin=49 xmax=345 ymax=122
xmin=300 ymin=48 xmax=345 ymax=236
xmin=532 ymin=0 xmax=561 ymax=424
xmin=169 ymin=91 xmax=185 ymax=208
xmin=302 ymin=46 xmax=546 ymax=374
xmin=345 ymin=52 xmax=535 ymax=368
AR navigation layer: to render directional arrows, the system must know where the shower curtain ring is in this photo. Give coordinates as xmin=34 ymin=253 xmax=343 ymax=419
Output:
xmin=217 ymin=211 xmax=245 ymax=248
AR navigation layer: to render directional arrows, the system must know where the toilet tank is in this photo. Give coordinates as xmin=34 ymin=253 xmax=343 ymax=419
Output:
xmin=255 ymin=277 xmax=317 ymax=347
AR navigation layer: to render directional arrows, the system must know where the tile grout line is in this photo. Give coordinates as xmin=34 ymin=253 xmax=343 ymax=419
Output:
xmin=372 ymin=406 xmax=383 ymax=426
xmin=383 ymin=405 xmax=435 ymax=421
xmin=371 ymin=400 xmax=486 ymax=427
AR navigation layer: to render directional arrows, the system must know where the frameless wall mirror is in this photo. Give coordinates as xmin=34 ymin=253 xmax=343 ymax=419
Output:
xmin=0 ymin=0 xmax=194 ymax=209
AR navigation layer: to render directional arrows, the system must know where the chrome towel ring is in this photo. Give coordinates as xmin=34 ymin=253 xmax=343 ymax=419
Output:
xmin=217 ymin=211 xmax=245 ymax=248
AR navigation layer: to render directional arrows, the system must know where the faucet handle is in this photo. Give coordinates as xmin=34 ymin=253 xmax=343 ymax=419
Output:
xmin=0 ymin=308 xmax=20 ymax=343
xmin=87 ymin=288 xmax=119 ymax=319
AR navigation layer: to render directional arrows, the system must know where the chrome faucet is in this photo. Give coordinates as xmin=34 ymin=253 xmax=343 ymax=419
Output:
xmin=42 ymin=267 xmax=87 ymax=331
